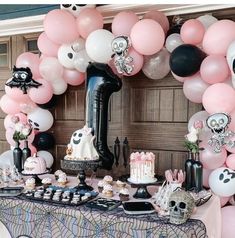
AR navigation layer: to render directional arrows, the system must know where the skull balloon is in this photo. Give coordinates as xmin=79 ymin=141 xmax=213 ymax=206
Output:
xmin=168 ymin=190 xmax=195 ymax=225
xmin=60 ymin=4 xmax=96 ymax=17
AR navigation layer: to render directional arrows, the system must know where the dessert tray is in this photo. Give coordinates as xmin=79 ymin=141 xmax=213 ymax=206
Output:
xmin=86 ymin=197 xmax=122 ymax=211
xmin=22 ymin=186 xmax=98 ymax=206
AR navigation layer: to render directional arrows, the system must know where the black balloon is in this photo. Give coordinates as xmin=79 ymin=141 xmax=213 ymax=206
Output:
xmin=86 ymin=63 xmax=122 ymax=170
xmin=37 ymin=95 xmax=58 ymax=109
xmin=170 ymin=44 xmax=207 ymax=77
xmin=33 ymin=132 xmax=55 ymax=150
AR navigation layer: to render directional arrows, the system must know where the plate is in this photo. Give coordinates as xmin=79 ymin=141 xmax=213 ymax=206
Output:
xmin=123 ymin=201 xmax=156 ymax=215
xmin=127 ymin=177 xmax=158 ymax=185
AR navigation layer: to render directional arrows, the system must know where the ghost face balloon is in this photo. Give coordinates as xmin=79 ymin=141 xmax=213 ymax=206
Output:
xmin=27 ymin=107 xmax=54 ymax=132
xmin=67 ymin=125 xmax=99 ymax=160
xmin=61 ymin=4 xmax=96 ymax=17
xmin=209 ymin=167 xmax=235 ymax=196
xmin=227 ymin=40 xmax=235 ymax=88
xmin=58 ymin=44 xmax=78 ymax=69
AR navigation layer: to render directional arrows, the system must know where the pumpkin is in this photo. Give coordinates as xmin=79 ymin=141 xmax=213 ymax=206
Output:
xmin=24 ymin=153 xmax=47 ymax=174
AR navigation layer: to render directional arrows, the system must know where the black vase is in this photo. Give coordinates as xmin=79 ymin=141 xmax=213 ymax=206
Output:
xmin=184 ymin=152 xmax=193 ymax=191
xmin=13 ymin=141 xmax=22 ymax=172
xmin=191 ymin=152 xmax=203 ymax=192
xmin=22 ymin=140 xmax=31 ymax=167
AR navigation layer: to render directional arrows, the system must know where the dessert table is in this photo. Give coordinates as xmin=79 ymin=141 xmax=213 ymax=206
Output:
xmin=0 ymin=175 xmax=221 ymax=238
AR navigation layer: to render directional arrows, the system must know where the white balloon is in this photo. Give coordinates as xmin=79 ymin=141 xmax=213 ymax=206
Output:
xmin=209 ymin=167 xmax=235 ymax=197
xmin=227 ymin=41 xmax=235 ymax=88
xmin=51 ymin=79 xmax=68 ymax=95
xmin=58 ymin=44 xmax=78 ymax=69
xmin=0 ymin=150 xmax=14 ymax=168
xmin=85 ymin=29 xmax=114 ymax=63
xmin=37 ymin=150 xmax=54 ymax=168
xmin=74 ymin=49 xmax=92 ymax=72
xmin=28 ymin=108 xmax=54 ymax=132
xmin=197 ymin=14 xmax=218 ymax=30
xmin=165 ymin=33 xmax=184 ymax=53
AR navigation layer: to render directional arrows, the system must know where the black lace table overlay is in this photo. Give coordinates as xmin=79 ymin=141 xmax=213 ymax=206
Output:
xmin=0 ymin=196 xmax=208 ymax=238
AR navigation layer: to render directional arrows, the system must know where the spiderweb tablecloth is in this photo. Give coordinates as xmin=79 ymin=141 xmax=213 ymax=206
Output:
xmin=0 ymin=196 xmax=207 ymax=238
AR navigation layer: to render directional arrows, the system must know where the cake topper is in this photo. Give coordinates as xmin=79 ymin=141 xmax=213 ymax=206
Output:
xmin=111 ymin=36 xmax=134 ymax=75
xmin=5 ymin=66 xmax=42 ymax=94
xmin=206 ymin=112 xmax=235 ymax=153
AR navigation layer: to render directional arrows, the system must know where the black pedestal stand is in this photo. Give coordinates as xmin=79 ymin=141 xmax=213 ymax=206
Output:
xmin=21 ymin=170 xmax=49 ymax=186
xmin=61 ymin=159 xmax=101 ymax=191
xmin=127 ymin=178 xmax=158 ymax=199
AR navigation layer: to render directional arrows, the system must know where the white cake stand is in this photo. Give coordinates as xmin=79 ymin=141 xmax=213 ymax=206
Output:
xmin=127 ymin=178 xmax=158 ymax=199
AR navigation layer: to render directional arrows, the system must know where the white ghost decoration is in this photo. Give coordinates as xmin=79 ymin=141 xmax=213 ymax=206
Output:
xmin=66 ymin=125 xmax=99 ymax=160
xmin=226 ymin=40 xmax=235 ymax=88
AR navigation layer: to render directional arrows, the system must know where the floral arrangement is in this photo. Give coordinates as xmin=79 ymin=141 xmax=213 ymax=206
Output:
xmin=184 ymin=120 xmax=203 ymax=153
xmin=11 ymin=116 xmax=32 ymax=142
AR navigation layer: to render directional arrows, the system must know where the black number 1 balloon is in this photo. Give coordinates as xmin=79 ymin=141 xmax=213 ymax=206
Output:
xmin=85 ymin=63 xmax=122 ymax=170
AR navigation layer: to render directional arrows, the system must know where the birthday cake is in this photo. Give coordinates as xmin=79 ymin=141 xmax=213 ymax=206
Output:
xmin=128 ymin=152 xmax=156 ymax=184
xmin=23 ymin=154 xmax=47 ymax=175
xmin=64 ymin=125 xmax=99 ymax=161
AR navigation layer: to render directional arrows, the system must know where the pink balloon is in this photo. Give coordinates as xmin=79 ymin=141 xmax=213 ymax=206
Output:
xmin=29 ymin=144 xmax=37 ymax=155
xmin=180 ymin=19 xmax=205 ymax=45
xmin=202 ymin=83 xmax=235 ymax=114
xmin=143 ymin=10 xmax=169 ymax=34
xmin=202 ymin=168 xmax=212 ymax=188
xmin=16 ymin=52 xmax=41 ymax=79
xmin=220 ymin=196 xmax=230 ymax=207
xmin=39 ymin=57 xmax=64 ymax=82
xmin=226 ymin=154 xmax=235 ymax=170
xmin=44 ymin=9 xmax=80 ymax=44
xmin=221 ymin=206 xmax=235 ymax=238
xmin=188 ymin=110 xmax=210 ymax=132
xmin=4 ymin=113 xmax=27 ymax=130
xmin=5 ymin=81 xmax=31 ymax=101
xmin=112 ymin=11 xmax=139 ymax=36
xmin=76 ymin=8 xmax=103 ymax=39
xmin=203 ymin=20 xmax=235 ymax=56
xmin=0 ymin=94 xmax=20 ymax=115
xmin=130 ymin=19 xmax=165 ymax=55
xmin=63 ymin=69 xmax=85 ymax=86
xmin=124 ymin=48 xmax=144 ymax=76
xmin=19 ymin=100 xmax=37 ymax=114
xmin=183 ymin=73 xmax=209 ymax=103
xmin=228 ymin=109 xmax=235 ymax=132
xmin=200 ymin=55 xmax=229 ymax=84
xmin=171 ymin=71 xmax=197 ymax=83
xmin=37 ymin=32 xmax=60 ymax=57
xmin=200 ymin=141 xmax=227 ymax=169
xmin=28 ymin=78 xmax=53 ymax=104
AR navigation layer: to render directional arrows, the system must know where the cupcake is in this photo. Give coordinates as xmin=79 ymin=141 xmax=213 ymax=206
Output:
xmin=54 ymin=170 xmax=64 ymax=180
xmin=58 ymin=176 xmax=67 ymax=187
xmin=102 ymin=184 xmax=113 ymax=197
xmin=41 ymin=177 xmax=52 ymax=189
xmin=25 ymin=178 xmax=36 ymax=190
xmin=103 ymin=175 xmax=113 ymax=185
xmin=119 ymin=188 xmax=130 ymax=201
xmin=116 ymin=180 xmax=126 ymax=188
xmin=97 ymin=180 xmax=107 ymax=193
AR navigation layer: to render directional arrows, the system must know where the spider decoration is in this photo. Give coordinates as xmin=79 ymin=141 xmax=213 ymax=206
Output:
xmin=206 ymin=112 xmax=235 ymax=153
xmin=111 ymin=36 xmax=134 ymax=75
xmin=5 ymin=66 xmax=42 ymax=94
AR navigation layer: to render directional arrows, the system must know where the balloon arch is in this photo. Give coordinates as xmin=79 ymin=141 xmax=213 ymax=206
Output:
xmin=2 ymin=5 xmax=235 ymax=220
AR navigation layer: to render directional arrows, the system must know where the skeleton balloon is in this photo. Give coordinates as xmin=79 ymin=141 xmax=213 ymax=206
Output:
xmin=206 ymin=112 xmax=235 ymax=153
xmin=111 ymin=36 xmax=134 ymax=75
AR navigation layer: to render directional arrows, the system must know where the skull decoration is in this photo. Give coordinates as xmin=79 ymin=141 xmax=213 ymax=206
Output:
xmin=226 ymin=40 xmax=235 ymax=88
xmin=168 ymin=190 xmax=195 ymax=225
xmin=65 ymin=125 xmax=99 ymax=161
xmin=60 ymin=4 xmax=96 ymax=17
xmin=206 ymin=113 xmax=235 ymax=153
xmin=111 ymin=36 xmax=133 ymax=75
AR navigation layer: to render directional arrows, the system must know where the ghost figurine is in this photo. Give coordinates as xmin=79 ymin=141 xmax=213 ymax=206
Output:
xmin=226 ymin=40 xmax=235 ymax=88
xmin=65 ymin=125 xmax=99 ymax=161
xmin=206 ymin=112 xmax=235 ymax=153
xmin=111 ymin=36 xmax=133 ymax=75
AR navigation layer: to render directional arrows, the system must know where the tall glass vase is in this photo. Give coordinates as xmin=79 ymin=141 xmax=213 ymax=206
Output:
xmin=184 ymin=152 xmax=193 ymax=191
xmin=13 ymin=141 xmax=22 ymax=172
xmin=22 ymin=140 xmax=31 ymax=168
xmin=192 ymin=152 xmax=203 ymax=192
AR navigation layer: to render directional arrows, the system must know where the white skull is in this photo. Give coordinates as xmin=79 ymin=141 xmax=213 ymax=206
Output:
xmin=227 ymin=40 xmax=235 ymax=88
xmin=168 ymin=190 xmax=195 ymax=225
xmin=60 ymin=4 xmax=96 ymax=17
xmin=206 ymin=113 xmax=230 ymax=134
xmin=112 ymin=36 xmax=130 ymax=55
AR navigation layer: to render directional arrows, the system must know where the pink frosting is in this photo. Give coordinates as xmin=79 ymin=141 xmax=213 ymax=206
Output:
xmin=130 ymin=152 xmax=155 ymax=162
